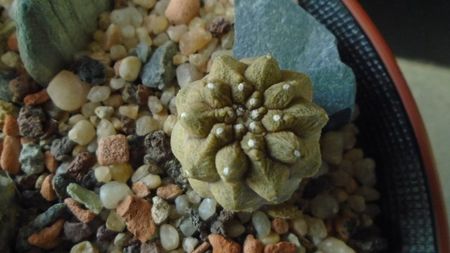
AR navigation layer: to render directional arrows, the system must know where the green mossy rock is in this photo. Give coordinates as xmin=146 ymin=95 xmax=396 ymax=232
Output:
xmin=14 ymin=0 xmax=112 ymax=85
xmin=171 ymin=55 xmax=329 ymax=211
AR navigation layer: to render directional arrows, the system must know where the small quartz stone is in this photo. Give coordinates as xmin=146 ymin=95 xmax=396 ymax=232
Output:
xmin=175 ymin=194 xmax=190 ymax=215
xmin=136 ymin=115 xmax=160 ymax=136
xmin=139 ymin=173 xmax=162 ymax=189
xmin=151 ymin=196 xmax=170 ymax=224
xmin=100 ymin=181 xmax=132 ymax=209
xmin=96 ymin=119 xmax=116 ymax=138
xmin=106 ymin=210 xmax=126 ymax=232
xmin=176 ymin=63 xmax=202 ymax=88
xmin=160 ymin=224 xmax=180 ymax=251
xmin=167 ymin=25 xmax=188 ymax=42
xmin=131 ymin=164 xmax=151 ymax=182
xmin=68 ymin=120 xmax=96 ymax=146
xmin=118 ymin=105 xmax=139 ymax=119
xmin=179 ymin=28 xmax=212 ymax=55
xmin=110 ymin=45 xmax=127 ymax=60
xmin=119 ymin=56 xmax=142 ymax=82
xmin=110 ymin=78 xmax=126 ymax=90
xmin=305 ymin=216 xmax=327 ymax=241
xmin=183 ymin=237 xmax=199 ymax=253
xmin=70 ymin=241 xmax=99 ymax=253
xmin=198 ymin=198 xmax=217 ymax=221
xmin=259 ymin=232 xmax=280 ymax=245
xmin=67 ymin=183 xmax=103 ymax=214
xmin=109 ymin=163 xmax=133 ymax=183
xmin=318 ymin=237 xmax=355 ymax=253
xmin=87 ymin=86 xmax=111 ymax=102
xmin=252 ymin=211 xmax=271 ymax=237
xmin=179 ymin=218 xmax=196 ymax=237
xmin=95 ymin=166 xmax=112 ymax=183
xmin=291 ymin=217 xmax=308 ymax=237
xmin=47 ymin=71 xmax=88 ymax=111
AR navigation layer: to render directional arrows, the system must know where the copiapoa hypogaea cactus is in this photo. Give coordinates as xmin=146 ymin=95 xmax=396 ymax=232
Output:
xmin=171 ymin=55 xmax=329 ymax=211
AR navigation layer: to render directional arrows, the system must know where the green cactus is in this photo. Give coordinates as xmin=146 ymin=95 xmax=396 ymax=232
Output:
xmin=171 ymin=55 xmax=328 ymax=211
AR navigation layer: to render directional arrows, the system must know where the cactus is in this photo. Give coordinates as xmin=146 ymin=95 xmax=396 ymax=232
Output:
xmin=171 ymin=55 xmax=328 ymax=211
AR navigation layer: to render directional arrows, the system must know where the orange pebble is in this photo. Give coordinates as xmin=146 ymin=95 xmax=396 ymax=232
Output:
xmin=27 ymin=219 xmax=64 ymax=250
xmin=40 ymin=174 xmax=57 ymax=201
xmin=64 ymin=198 xmax=96 ymax=223
xmin=44 ymin=151 xmax=58 ymax=173
xmin=3 ymin=115 xmax=19 ymax=136
xmin=1 ymin=136 xmax=21 ymax=174
xmin=7 ymin=33 xmax=18 ymax=51
xmin=24 ymin=89 xmax=50 ymax=106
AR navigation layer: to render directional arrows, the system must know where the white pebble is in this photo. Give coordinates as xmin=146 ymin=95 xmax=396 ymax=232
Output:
xmin=95 ymin=106 xmax=114 ymax=119
xmin=136 ymin=116 xmax=160 ymax=136
xmin=47 ymin=71 xmax=88 ymax=111
xmin=186 ymin=190 xmax=202 ymax=204
xmin=131 ymin=164 xmax=151 ymax=183
xmin=198 ymin=198 xmax=217 ymax=221
xmin=148 ymin=96 xmax=165 ymax=114
xmin=119 ymin=56 xmax=142 ymax=82
xmin=318 ymin=237 xmax=355 ymax=253
xmin=160 ymin=224 xmax=180 ymax=251
xmin=95 ymin=166 xmax=112 ymax=183
xmin=87 ymin=86 xmax=111 ymax=102
xmin=110 ymin=78 xmax=126 ymax=90
xmin=100 ymin=181 xmax=132 ymax=209
xmin=182 ymin=237 xmax=199 ymax=253
xmin=180 ymin=218 xmax=196 ymax=237
xmin=176 ymin=63 xmax=202 ymax=88
xmin=139 ymin=174 xmax=161 ymax=189
xmin=96 ymin=119 xmax=116 ymax=138
xmin=118 ymin=105 xmax=139 ymax=119
xmin=252 ymin=211 xmax=271 ymax=237
xmin=68 ymin=120 xmax=96 ymax=146
xmin=151 ymin=196 xmax=170 ymax=224
xmin=167 ymin=25 xmax=188 ymax=42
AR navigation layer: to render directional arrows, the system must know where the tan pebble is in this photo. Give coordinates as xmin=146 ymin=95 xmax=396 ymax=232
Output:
xmin=44 ymin=151 xmax=58 ymax=173
xmin=1 ymin=135 xmax=21 ymax=174
xmin=27 ymin=219 xmax=64 ymax=250
xmin=156 ymin=183 xmax=183 ymax=200
xmin=64 ymin=198 xmax=96 ymax=223
xmin=243 ymin=234 xmax=264 ymax=253
xmin=114 ymin=60 xmax=122 ymax=76
xmin=20 ymin=137 xmax=34 ymax=145
xmin=105 ymin=24 xmax=122 ymax=49
xmin=3 ymin=114 xmax=19 ymax=136
xmin=179 ymin=28 xmax=212 ymax=55
xmin=264 ymin=242 xmax=297 ymax=253
xmin=271 ymin=218 xmax=289 ymax=234
xmin=7 ymin=33 xmax=18 ymax=51
xmin=40 ymin=174 xmax=57 ymax=201
xmin=132 ymin=182 xmax=151 ymax=198
xmin=97 ymin=134 xmax=129 ymax=166
xmin=24 ymin=89 xmax=50 ymax=106
xmin=192 ymin=241 xmax=211 ymax=253
xmin=165 ymin=0 xmax=200 ymax=25
xmin=116 ymin=195 xmax=156 ymax=243
xmin=208 ymin=234 xmax=241 ymax=253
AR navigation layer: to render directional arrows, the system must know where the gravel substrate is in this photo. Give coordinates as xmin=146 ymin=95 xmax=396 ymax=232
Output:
xmin=0 ymin=0 xmax=387 ymax=252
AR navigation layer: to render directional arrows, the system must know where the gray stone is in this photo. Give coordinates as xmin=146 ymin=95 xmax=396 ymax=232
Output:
xmin=135 ymin=42 xmax=152 ymax=63
xmin=19 ymin=143 xmax=44 ymax=175
xmin=141 ymin=41 xmax=177 ymax=89
xmin=233 ymin=0 xmax=356 ymax=125
xmin=14 ymin=0 xmax=112 ymax=85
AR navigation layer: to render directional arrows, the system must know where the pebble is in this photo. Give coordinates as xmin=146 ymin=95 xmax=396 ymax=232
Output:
xmin=264 ymin=242 xmax=296 ymax=253
xmin=175 ymin=194 xmax=190 ymax=215
xmin=116 ymin=195 xmax=157 ymax=242
xmin=27 ymin=219 xmax=64 ymax=250
xmin=114 ymin=232 xmax=130 ymax=248
xmin=347 ymin=195 xmax=366 ymax=212
xmin=252 ymin=211 xmax=271 ymax=237
xmin=151 ymin=196 xmax=171 ymax=224
xmin=131 ymin=164 xmax=152 ymax=182
xmin=176 ymin=63 xmax=202 ymax=87
xmin=310 ymin=194 xmax=339 ymax=219
xmin=19 ymin=143 xmax=45 ymax=175
xmin=47 ymin=71 xmax=88 ymax=111
xmin=186 ymin=189 xmax=202 ymax=204
xmin=82 ymin=102 xmax=101 ymax=117
xmin=3 ymin=114 xmax=19 ymax=136
xmin=17 ymin=105 xmax=46 ymax=138
xmin=225 ymin=220 xmax=246 ymax=238
xmin=271 ymin=218 xmax=289 ymax=234
xmin=64 ymin=221 xmax=94 ymax=243
xmin=317 ymin=237 xmax=355 ymax=253
xmin=97 ymin=134 xmax=129 ymax=165
xmin=1 ymin=135 xmax=21 ymax=174
xmin=353 ymin=158 xmax=377 ymax=186
xmin=97 ymin=119 xmax=117 ymax=138
xmin=119 ymin=56 xmax=142 ymax=82
xmin=157 ymin=183 xmax=183 ymax=200
xmin=139 ymin=173 xmax=162 ymax=189
xmin=67 ymin=183 xmax=103 ymax=214
xmin=136 ymin=115 xmax=160 ymax=136
xmin=133 ymin=0 xmax=156 ymax=9
xmin=110 ymin=78 xmax=126 ymax=90
xmin=68 ymin=119 xmax=96 ymax=145
xmin=320 ymin=131 xmax=344 ymax=165
xmin=119 ymin=105 xmax=140 ymax=119
xmin=290 ymin=217 xmax=308 ymax=237
xmin=259 ymin=232 xmax=280 ymax=245
xmin=165 ymin=0 xmax=200 ymax=25
xmin=305 ymin=216 xmax=327 ymax=241
xmin=192 ymin=241 xmax=210 ymax=253
xmin=179 ymin=28 xmax=212 ymax=55
xmin=87 ymin=85 xmax=111 ymax=102
xmin=179 ymin=218 xmax=196 ymax=237
xmin=67 ymin=152 xmax=96 ymax=181
xmin=106 ymin=210 xmax=127 ymax=232
xmin=40 ymin=174 xmax=56 ymax=201
xmin=141 ymin=41 xmax=177 ymax=89
xmin=75 ymin=56 xmax=106 ymax=85
xmin=198 ymin=198 xmax=217 ymax=221
xmin=244 ymin=234 xmax=264 ymax=253
xmin=146 ymin=15 xmax=169 ymax=35
xmin=100 ymin=181 xmax=132 ymax=209
xmin=160 ymin=224 xmax=180 ymax=250
xmin=167 ymin=25 xmax=188 ymax=42
xmin=208 ymin=234 xmax=241 ymax=253
xmin=64 ymin=198 xmax=96 ymax=223
xmin=110 ymin=45 xmax=127 ymax=60
xmin=132 ymin=181 xmax=151 ymax=198
xmin=109 ymin=163 xmax=133 ymax=182
xmin=70 ymin=241 xmax=99 ymax=253
xmin=183 ymin=237 xmax=199 ymax=253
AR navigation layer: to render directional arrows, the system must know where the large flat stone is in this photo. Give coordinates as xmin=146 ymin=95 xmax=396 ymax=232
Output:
xmin=233 ymin=0 xmax=356 ymax=126
xmin=14 ymin=0 xmax=112 ymax=85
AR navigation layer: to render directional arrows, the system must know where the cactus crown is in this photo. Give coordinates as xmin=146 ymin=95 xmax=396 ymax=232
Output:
xmin=171 ymin=55 xmax=328 ymax=211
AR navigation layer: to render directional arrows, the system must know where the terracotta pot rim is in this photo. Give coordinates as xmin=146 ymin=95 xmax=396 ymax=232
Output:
xmin=342 ymin=0 xmax=450 ymax=252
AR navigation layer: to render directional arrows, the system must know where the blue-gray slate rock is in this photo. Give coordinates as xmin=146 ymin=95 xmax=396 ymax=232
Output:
xmin=140 ymin=41 xmax=177 ymax=89
xmin=233 ymin=0 xmax=356 ymax=126
xmin=14 ymin=0 xmax=112 ymax=85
